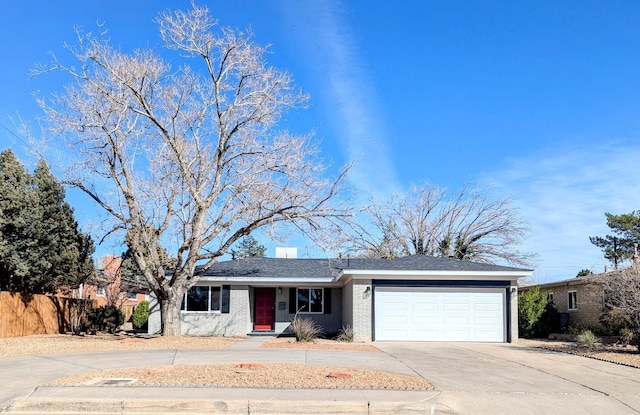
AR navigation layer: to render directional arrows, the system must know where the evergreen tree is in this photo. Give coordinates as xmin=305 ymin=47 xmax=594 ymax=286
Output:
xmin=230 ymin=235 xmax=267 ymax=259
xmin=0 ymin=150 xmax=95 ymax=293
xmin=589 ymin=212 xmax=640 ymax=268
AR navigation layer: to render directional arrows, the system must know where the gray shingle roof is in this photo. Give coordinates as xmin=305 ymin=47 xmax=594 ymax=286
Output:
xmin=201 ymin=255 xmax=530 ymax=281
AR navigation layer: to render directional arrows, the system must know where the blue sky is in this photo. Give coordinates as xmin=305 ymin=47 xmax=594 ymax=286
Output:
xmin=2 ymin=1 xmax=640 ymax=282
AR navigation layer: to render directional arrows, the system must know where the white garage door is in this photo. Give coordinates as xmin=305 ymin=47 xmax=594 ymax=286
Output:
xmin=374 ymin=287 xmax=506 ymax=342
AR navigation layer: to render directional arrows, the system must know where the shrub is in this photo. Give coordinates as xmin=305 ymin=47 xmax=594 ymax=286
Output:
xmin=132 ymin=301 xmax=149 ymax=330
xmin=599 ymin=308 xmax=632 ymax=336
xmin=87 ymin=305 xmax=125 ymax=333
xmin=518 ymin=287 xmax=560 ymax=338
xmin=336 ymin=325 xmax=354 ymax=342
xmin=568 ymin=322 xmax=605 ymax=336
xmin=290 ymin=315 xmax=322 ymax=342
xmin=576 ymin=329 xmax=600 ymax=346
xmin=619 ymin=328 xmax=634 ymax=347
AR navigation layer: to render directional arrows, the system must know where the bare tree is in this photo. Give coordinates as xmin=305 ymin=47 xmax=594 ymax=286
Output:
xmin=599 ymin=267 xmax=640 ymax=349
xmin=34 ymin=4 xmax=351 ymax=336
xmin=353 ymin=182 xmax=534 ymax=266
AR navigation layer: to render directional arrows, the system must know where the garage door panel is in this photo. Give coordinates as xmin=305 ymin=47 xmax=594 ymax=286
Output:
xmin=413 ymin=316 xmax=438 ymax=324
xmin=375 ymin=287 xmax=506 ymax=342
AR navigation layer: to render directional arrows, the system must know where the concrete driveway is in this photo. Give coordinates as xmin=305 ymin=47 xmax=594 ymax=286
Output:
xmin=376 ymin=342 xmax=640 ymax=414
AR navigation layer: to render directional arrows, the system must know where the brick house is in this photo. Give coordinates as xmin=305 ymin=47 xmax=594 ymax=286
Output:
xmin=79 ymin=255 xmax=149 ymax=322
xmin=519 ymin=275 xmax=606 ymax=327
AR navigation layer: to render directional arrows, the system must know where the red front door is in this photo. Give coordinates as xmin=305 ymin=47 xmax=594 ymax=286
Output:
xmin=254 ymin=288 xmax=275 ymax=330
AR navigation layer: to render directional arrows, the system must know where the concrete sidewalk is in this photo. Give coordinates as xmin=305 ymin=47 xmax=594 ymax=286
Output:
xmin=0 ymin=337 xmax=445 ymax=414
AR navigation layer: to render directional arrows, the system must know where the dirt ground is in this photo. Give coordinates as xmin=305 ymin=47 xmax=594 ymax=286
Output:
xmin=1 ymin=333 xmax=432 ymax=390
xmin=0 ymin=333 xmax=238 ymax=358
xmin=517 ymin=338 xmax=640 ymax=368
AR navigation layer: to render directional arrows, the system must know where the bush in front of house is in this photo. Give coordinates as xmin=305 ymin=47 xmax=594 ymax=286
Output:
xmin=568 ymin=322 xmax=606 ymax=336
xmin=291 ymin=314 xmax=323 ymax=342
xmin=87 ymin=305 xmax=125 ymax=333
xmin=132 ymin=301 xmax=149 ymax=330
xmin=518 ymin=286 xmax=560 ymax=338
xmin=599 ymin=308 xmax=633 ymax=336
xmin=336 ymin=325 xmax=354 ymax=342
xmin=576 ymin=329 xmax=600 ymax=346
xmin=619 ymin=328 xmax=634 ymax=347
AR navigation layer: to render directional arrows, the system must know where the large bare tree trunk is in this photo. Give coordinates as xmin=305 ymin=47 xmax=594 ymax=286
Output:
xmin=163 ymin=290 xmax=185 ymax=337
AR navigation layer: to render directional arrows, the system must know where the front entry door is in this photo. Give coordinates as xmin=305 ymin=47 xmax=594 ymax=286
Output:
xmin=254 ymin=288 xmax=275 ymax=330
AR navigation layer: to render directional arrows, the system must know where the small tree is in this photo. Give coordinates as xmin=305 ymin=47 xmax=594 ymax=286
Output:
xmin=518 ymin=286 xmax=559 ymax=338
xmin=132 ymin=301 xmax=150 ymax=330
xmin=230 ymin=235 xmax=267 ymax=259
xmin=576 ymin=269 xmax=593 ymax=278
xmin=590 ymin=212 xmax=640 ymax=268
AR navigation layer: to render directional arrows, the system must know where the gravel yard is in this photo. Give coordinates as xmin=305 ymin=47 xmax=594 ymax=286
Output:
xmin=518 ymin=339 xmax=640 ymax=368
xmin=0 ymin=333 xmax=238 ymax=358
xmin=49 ymin=363 xmax=433 ymax=390
xmin=1 ymin=333 xmax=432 ymax=390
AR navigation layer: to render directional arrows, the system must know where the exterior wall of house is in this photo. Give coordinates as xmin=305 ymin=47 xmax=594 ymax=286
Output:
xmin=182 ymin=285 xmax=250 ymax=336
xmin=350 ymin=279 xmax=373 ymax=342
xmin=341 ymin=281 xmax=354 ymax=331
xmin=281 ymin=287 xmax=343 ymax=335
xmin=509 ymin=283 xmax=519 ymax=341
xmin=274 ymin=288 xmax=290 ymax=333
xmin=147 ymin=286 xmax=251 ymax=336
xmin=148 ymin=295 xmax=161 ymax=334
xmin=543 ymin=284 xmax=604 ymax=327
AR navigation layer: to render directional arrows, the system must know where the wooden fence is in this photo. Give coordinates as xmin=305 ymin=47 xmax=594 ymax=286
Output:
xmin=0 ymin=291 xmax=92 ymax=338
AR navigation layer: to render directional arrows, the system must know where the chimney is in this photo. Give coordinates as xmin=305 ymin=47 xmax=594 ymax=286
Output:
xmin=275 ymin=247 xmax=297 ymax=259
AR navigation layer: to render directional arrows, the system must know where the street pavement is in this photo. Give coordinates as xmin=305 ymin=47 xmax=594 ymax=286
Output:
xmin=1 ymin=337 xmax=639 ymax=414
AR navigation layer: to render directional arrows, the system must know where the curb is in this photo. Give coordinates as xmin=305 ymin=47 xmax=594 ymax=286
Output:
xmin=6 ymin=397 xmax=449 ymax=414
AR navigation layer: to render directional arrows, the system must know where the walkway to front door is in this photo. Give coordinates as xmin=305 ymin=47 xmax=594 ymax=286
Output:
xmin=254 ymin=288 xmax=275 ymax=330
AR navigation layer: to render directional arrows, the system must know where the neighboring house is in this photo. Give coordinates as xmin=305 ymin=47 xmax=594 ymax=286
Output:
xmin=519 ymin=275 xmax=606 ymax=327
xmin=79 ymin=255 xmax=149 ymax=319
xmin=149 ymin=251 xmax=532 ymax=342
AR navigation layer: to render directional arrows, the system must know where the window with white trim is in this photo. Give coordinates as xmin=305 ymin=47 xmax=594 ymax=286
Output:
xmin=127 ymin=291 xmax=138 ymax=301
xmin=546 ymin=292 xmax=554 ymax=303
xmin=181 ymin=286 xmax=221 ymax=312
xmin=568 ymin=291 xmax=577 ymax=311
xmin=297 ymin=288 xmax=323 ymax=313
xmin=96 ymin=286 xmax=106 ymax=297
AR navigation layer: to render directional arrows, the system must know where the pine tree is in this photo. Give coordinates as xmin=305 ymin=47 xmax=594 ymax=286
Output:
xmin=589 ymin=212 xmax=640 ymax=268
xmin=231 ymin=235 xmax=267 ymax=259
xmin=0 ymin=150 xmax=95 ymax=293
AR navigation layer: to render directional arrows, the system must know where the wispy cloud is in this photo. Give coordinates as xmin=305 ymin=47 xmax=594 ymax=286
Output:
xmin=281 ymin=1 xmax=399 ymax=195
xmin=482 ymin=141 xmax=640 ymax=283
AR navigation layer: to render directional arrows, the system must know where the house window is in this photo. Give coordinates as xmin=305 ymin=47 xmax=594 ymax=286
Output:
xmin=181 ymin=286 xmax=221 ymax=312
xmin=568 ymin=291 xmax=577 ymax=311
xmin=127 ymin=291 xmax=138 ymax=301
xmin=546 ymin=292 xmax=554 ymax=303
xmin=297 ymin=288 xmax=323 ymax=313
xmin=96 ymin=287 xmax=106 ymax=297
